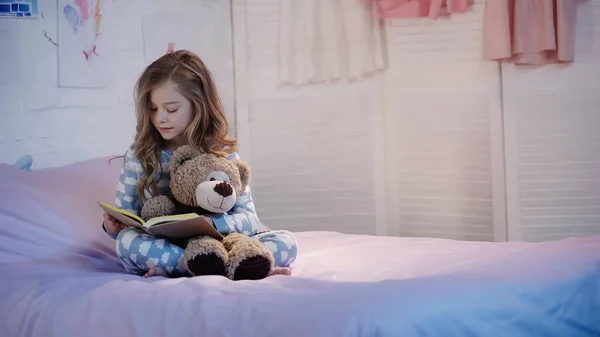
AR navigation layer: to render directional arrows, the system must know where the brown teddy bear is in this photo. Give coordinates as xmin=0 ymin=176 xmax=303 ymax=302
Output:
xmin=139 ymin=145 xmax=274 ymax=281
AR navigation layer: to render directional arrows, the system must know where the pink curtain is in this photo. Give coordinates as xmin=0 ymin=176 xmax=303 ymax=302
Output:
xmin=482 ymin=0 xmax=580 ymax=64
xmin=368 ymin=0 xmax=471 ymax=19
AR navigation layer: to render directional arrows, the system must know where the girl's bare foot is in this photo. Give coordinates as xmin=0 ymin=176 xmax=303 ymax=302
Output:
xmin=143 ymin=266 xmax=167 ymax=278
xmin=268 ymin=267 xmax=292 ymax=277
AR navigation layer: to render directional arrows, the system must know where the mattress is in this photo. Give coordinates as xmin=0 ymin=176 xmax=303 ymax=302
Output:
xmin=0 ymin=158 xmax=599 ymax=337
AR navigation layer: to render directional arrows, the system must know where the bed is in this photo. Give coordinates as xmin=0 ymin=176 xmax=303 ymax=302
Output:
xmin=1 ymin=156 xmax=599 ymax=337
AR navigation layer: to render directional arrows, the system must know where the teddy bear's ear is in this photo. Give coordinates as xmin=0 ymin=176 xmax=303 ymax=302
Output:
xmin=171 ymin=145 xmax=201 ymax=172
xmin=232 ymin=160 xmax=250 ymax=189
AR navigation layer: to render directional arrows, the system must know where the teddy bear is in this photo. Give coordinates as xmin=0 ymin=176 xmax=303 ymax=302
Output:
xmin=139 ymin=145 xmax=275 ymax=281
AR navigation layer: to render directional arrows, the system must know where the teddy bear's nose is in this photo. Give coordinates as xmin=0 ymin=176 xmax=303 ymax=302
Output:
xmin=214 ymin=182 xmax=233 ymax=197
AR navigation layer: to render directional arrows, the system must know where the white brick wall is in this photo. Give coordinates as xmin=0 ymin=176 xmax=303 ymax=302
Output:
xmin=0 ymin=0 xmax=234 ymax=168
xmin=1 ymin=1 xmax=134 ymax=167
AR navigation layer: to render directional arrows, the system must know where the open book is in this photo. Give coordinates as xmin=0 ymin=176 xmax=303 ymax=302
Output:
xmin=98 ymin=202 xmax=223 ymax=241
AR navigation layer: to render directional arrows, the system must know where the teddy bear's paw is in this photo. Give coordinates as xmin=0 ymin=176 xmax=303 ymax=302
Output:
xmin=187 ymin=254 xmax=226 ymax=277
xmin=225 ymin=235 xmax=274 ymax=281
xmin=184 ymin=236 xmax=228 ymax=277
xmin=140 ymin=195 xmax=175 ymax=221
xmin=221 ymin=232 xmax=248 ymax=251
xmin=230 ymin=256 xmax=273 ymax=281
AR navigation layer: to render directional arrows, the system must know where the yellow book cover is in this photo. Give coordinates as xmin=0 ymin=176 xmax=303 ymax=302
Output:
xmin=98 ymin=201 xmax=223 ymax=240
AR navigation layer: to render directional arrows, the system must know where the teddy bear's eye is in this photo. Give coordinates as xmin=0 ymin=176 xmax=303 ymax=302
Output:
xmin=207 ymin=171 xmax=230 ymax=183
xmin=179 ymin=158 xmax=190 ymax=167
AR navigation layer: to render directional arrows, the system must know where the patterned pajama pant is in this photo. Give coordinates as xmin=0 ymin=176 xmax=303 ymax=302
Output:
xmin=115 ymin=227 xmax=298 ymax=277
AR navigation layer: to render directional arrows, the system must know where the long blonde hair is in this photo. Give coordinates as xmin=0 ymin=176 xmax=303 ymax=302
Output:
xmin=126 ymin=50 xmax=237 ymax=201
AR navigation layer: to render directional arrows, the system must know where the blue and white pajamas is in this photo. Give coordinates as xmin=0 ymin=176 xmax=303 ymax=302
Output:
xmin=104 ymin=146 xmax=298 ymax=277
xmin=115 ymin=227 xmax=298 ymax=277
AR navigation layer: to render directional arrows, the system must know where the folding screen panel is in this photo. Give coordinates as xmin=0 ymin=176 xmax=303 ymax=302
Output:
xmin=500 ymin=1 xmax=600 ymax=241
xmin=232 ymin=0 xmax=387 ymax=234
xmin=381 ymin=1 xmax=508 ymax=242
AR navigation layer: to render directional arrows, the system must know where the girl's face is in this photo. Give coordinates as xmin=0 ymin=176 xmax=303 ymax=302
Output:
xmin=149 ymin=80 xmax=194 ymax=148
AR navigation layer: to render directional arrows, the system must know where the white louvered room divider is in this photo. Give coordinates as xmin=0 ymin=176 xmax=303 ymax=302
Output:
xmin=231 ymin=0 xmax=600 ymax=242
xmin=501 ymin=3 xmax=600 ymax=242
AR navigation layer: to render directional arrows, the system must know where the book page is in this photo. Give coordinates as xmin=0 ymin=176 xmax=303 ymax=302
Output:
xmin=147 ymin=217 xmax=223 ymax=241
xmin=97 ymin=202 xmax=146 ymax=230
xmin=145 ymin=213 xmax=200 ymax=228
xmin=97 ymin=201 xmax=223 ymax=240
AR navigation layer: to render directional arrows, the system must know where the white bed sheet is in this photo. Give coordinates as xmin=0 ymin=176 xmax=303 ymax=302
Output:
xmin=0 ymin=158 xmax=599 ymax=337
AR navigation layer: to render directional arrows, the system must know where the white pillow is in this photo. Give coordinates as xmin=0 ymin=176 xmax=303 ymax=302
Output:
xmin=0 ymin=156 xmax=123 ymax=264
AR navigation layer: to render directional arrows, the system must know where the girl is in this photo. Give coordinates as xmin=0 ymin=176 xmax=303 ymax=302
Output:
xmin=103 ymin=50 xmax=298 ymax=278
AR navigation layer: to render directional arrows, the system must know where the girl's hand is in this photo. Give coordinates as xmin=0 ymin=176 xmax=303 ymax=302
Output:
xmin=103 ymin=212 xmax=126 ymax=235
